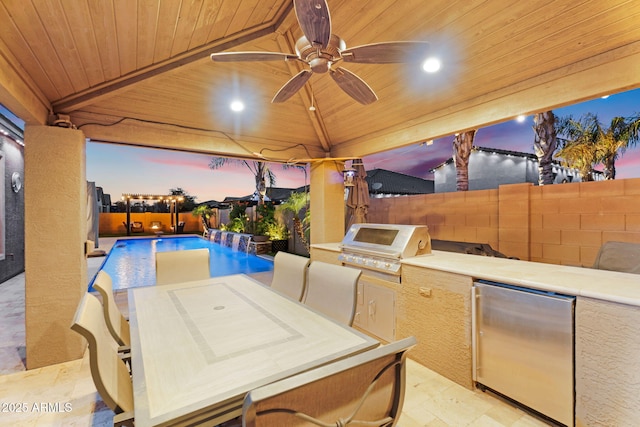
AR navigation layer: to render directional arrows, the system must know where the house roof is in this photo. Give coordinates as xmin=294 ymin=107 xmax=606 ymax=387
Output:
xmin=199 ymin=200 xmax=231 ymax=209
xmin=366 ymin=169 xmax=434 ymax=195
xmin=222 ymin=186 xmax=306 ymax=204
xmin=430 ymin=145 xmax=604 ymax=176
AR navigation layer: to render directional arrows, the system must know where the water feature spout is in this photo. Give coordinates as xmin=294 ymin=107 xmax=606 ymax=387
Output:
xmin=231 ymin=234 xmax=241 ymax=251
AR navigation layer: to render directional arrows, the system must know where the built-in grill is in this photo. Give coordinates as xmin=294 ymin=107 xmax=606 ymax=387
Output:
xmin=339 ymin=223 xmax=431 ymax=281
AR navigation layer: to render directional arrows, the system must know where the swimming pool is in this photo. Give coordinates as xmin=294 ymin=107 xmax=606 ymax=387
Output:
xmin=93 ymin=236 xmax=274 ymax=291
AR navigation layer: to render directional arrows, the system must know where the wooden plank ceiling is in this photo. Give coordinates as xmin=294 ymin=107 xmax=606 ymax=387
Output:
xmin=1 ymin=0 xmax=640 ymax=163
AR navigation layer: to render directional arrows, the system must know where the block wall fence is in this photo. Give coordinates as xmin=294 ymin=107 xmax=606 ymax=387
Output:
xmin=367 ymin=178 xmax=640 ymax=267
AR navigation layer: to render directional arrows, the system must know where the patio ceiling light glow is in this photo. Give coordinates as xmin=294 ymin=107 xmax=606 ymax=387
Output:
xmin=516 ymin=115 xmax=526 ymax=123
xmin=121 ymin=193 xmax=184 ymax=201
xmin=422 ymin=57 xmax=441 ymax=73
xmin=230 ymin=100 xmax=245 ymax=112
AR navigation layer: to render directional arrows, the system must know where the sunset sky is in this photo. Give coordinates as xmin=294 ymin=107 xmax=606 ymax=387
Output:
xmin=81 ymin=87 xmax=637 ymax=203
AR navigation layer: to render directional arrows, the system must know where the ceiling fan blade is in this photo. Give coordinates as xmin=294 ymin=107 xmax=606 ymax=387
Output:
xmin=341 ymin=41 xmax=430 ymax=64
xmin=330 ymin=67 xmax=378 ymax=105
xmin=272 ymin=69 xmax=313 ymax=103
xmin=211 ymin=51 xmax=299 ymax=62
xmin=294 ymin=0 xmax=331 ymax=48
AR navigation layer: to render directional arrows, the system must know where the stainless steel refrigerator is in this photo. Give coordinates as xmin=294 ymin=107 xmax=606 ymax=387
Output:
xmin=473 ymin=281 xmax=575 ymax=426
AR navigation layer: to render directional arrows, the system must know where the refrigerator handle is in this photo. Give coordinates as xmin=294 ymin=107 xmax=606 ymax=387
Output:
xmin=471 ymin=285 xmax=478 ymax=382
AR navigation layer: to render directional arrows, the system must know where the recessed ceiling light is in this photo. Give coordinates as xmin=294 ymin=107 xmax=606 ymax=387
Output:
xmin=516 ymin=115 xmax=526 ymax=123
xmin=230 ymin=100 xmax=245 ymax=112
xmin=601 ymin=95 xmax=610 ymax=99
xmin=422 ymin=57 xmax=441 ymax=73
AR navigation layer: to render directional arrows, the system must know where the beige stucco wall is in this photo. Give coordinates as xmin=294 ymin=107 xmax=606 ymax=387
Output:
xmin=309 ymin=247 xmax=341 ymax=265
xmin=24 ymin=125 xmax=87 ymax=369
xmin=368 ymin=178 xmax=640 ymax=266
xmin=399 ymin=264 xmax=474 ymax=389
xmin=575 ymin=297 xmax=640 ymax=427
xmin=309 ymin=161 xmax=346 ymax=244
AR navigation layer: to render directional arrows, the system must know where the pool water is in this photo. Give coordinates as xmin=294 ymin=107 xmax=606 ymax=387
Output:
xmin=93 ymin=236 xmax=274 ymax=291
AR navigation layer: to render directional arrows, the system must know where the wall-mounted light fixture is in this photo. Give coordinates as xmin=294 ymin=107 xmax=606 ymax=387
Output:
xmin=343 ymin=164 xmax=356 ymax=187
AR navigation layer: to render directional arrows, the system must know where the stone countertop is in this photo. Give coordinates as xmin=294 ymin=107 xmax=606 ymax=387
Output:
xmin=404 ymin=251 xmax=640 ymax=306
xmin=310 ymin=243 xmax=342 ymax=252
xmin=310 ymin=243 xmax=640 ymax=307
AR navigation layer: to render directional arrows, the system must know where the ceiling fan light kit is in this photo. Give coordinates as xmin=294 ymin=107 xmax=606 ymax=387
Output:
xmin=210 ymin=0 xmax=431 ymax=105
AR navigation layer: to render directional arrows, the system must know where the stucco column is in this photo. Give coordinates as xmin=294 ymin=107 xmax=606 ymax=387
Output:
xmin=24 ymin=125 xmax=87 ymax=369
xmin=309 ymin=161 xmax=345 ymax=244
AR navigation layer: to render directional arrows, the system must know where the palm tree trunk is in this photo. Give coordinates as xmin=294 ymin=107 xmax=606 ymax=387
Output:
xmin=255 ymin=162 xmax=267 ymax=205
xmin=453 ymin=130 xmax=476 ymax=191
xmin=533 ymin=111 xmax=557 ymax=185
xmin=602 ymin=156 xmax=616 ymax=180
xmin=292 ymin=218 xmax=309 ymax=250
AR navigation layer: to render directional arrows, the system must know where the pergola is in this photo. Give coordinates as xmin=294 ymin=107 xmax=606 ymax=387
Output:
xmin=121 ymin=194 xmax=185 ymax=236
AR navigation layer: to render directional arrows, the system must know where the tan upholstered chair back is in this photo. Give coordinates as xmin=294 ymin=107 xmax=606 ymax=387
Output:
xmin=71 ymin=293 xmax=134 ymax=414
xmin=303 ymin=261 xmax=361 ymax=326
xmin=242 ymin=337 xmax=416 ymax=427
xmin=270 ymin=252 xmax=310 ymax=301
xmin=592 ymin=241 xmax=640 ymax=274
xmin=92 ymin=270 xmax=130 ymax=346
xmin=155 ymin=248 xmax=211 ymax=285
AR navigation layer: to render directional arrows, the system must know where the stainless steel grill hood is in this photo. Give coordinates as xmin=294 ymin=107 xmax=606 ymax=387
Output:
xmin=339 ymin=224 xmax=431 ymax=275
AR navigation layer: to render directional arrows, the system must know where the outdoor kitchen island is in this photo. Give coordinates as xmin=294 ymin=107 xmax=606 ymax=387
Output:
xmin=310 ymin=243 xmax=640 ymax=427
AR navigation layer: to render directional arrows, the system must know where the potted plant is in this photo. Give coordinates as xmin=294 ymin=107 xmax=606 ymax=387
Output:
xmin=265 ymin=221 xmax=290 ymax=253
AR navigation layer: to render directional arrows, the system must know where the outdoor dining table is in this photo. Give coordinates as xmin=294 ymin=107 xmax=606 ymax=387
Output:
xmin=128 ymin=273 xmax=380 ymax=426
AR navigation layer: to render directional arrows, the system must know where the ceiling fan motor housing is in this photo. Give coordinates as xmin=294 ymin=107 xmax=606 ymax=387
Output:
xmin=296 ymin=34 xmax=346 ymax=73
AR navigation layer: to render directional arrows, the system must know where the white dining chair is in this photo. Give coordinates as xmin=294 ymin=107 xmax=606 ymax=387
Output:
xmin=155 ymin=248 xmax=211 ymax=285
xmin=92 ymin=270 xmax=130 ymax=347
xmin=242 ymin=336 xmax=416 ymax=427
xmin=71 ymin=293 xmax=134 ymax=427
xmin=270 ymin=252 xmax=310 ymax=301
xmin=303 ymin=261 xmax=361 ymax=326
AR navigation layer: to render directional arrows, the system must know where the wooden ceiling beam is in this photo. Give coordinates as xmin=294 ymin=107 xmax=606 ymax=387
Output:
xmin=70 ymin=110 xmax=327 ymax=162
xmin=52 ymin=2 xmax=294 ymax=114
xmin=0 ymin=39 xmax=50 ymax=125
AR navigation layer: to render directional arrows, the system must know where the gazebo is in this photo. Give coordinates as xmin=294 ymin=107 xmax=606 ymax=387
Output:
xmin=121 ymin=193 xmax=184 ymax=236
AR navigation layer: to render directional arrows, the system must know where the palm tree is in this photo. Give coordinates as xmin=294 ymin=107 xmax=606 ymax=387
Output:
xmin=452 ymin=130 xmax=476 ymax=191
xmin=555 ymin=140 xmax=599 ymax=181
xmin=594 ymin=115 xmax=640 ymax=179
xmin=555 ymin=113 xmax=640 ymax=181
xmin=209 ymin=158 xmax=275 ymax=205
xmin=281 ymin=191 xmax=310 ymax=252
xmin=192 ymin=204 xmax=215 ymax=228
xmin=533 ymin=111 xmax=557 ymax=185
xmin=555 ymin=114 xmax=599 ymax=181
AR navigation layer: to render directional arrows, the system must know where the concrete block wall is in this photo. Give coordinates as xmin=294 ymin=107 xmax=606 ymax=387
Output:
xmin=368 ymin=177 xmax=640 ymax=266
xmin=530 ymin=178 xmax=640 ymax=266
xmin=369 ymin=190 xmax=499 ymax=249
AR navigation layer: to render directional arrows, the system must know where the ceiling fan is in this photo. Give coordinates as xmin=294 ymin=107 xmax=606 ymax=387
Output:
xmin=210 ymin=0 xmax=430 ymax=105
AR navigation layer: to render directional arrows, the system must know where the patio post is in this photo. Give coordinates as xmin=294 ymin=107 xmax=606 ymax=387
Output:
xmin=309 ymin=160 xmax=346 ymax=244
xmin=24 ymin=125 xmax=87 ymax=369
